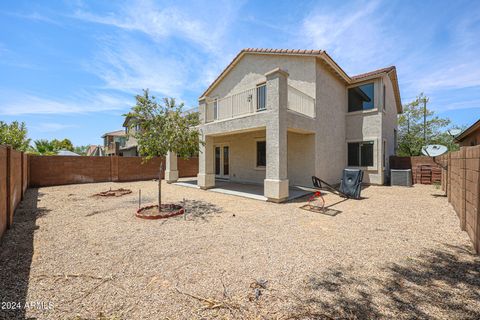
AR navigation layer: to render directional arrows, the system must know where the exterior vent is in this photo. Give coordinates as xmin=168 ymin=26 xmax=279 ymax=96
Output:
xmin=391 ymin=169 xmax=412 ymax=187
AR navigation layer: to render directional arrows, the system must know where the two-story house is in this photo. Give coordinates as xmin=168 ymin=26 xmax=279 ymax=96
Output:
xmin=167 ymin=48 xmax=402 ymax=202
xmin=102 ymin=130 xmax=127 ymax=156
xmin=122 ymin=115 xmax=140 ymax=156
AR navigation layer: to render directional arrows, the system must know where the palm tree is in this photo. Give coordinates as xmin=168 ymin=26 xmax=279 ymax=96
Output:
xmin=29 ymin=139 xmax=57 ymax=155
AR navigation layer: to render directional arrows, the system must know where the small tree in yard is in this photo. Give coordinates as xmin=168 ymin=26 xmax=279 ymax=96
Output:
xmin=125 ymin=89 xmax=202 ymax=211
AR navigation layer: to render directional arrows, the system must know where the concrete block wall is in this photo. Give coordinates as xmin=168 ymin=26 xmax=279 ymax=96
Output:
xmin=441 ymin=146 xmax=480 ymax=253
xmin=0 ymin=146 xmax=29 ymax=242
xmin=29 ymin=156 xmax=112 ymax=187
xmin=0 ymin=146 xmax=7 ymax=240
xmin=389 ymin=156 xmax=442 ymax=184
xmin=29 ymin=155 xmax=199 ymax=187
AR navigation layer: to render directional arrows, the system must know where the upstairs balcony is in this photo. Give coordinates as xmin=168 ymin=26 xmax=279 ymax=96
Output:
xmin=204 ymin=83 xmax=315 ymax=123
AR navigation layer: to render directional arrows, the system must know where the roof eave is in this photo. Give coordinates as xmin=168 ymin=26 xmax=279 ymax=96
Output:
xmin=455 ymin=119 xmax=480 ymax=141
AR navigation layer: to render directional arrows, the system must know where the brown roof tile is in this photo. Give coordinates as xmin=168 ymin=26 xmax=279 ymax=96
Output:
xmin=351 ymin=66 xmax=396 ymax=81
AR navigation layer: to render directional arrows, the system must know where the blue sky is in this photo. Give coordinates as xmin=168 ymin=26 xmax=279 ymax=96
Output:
xmin=0 ymin=0 xmax=479 ymax=146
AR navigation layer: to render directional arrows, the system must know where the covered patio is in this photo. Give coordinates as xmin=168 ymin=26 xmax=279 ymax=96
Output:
xmin=173 ymin=177 xmax=313 ymax=201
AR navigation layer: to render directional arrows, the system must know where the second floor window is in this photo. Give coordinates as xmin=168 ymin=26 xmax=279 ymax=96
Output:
xmin=256 ymin=84 xmax=266 ymax=111
xmin=348 ymin=83 xmax=374 ymax=112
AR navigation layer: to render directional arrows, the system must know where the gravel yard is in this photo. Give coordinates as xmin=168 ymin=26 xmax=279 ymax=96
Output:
xmin=1 ymin=180 xmax=479 ymax=319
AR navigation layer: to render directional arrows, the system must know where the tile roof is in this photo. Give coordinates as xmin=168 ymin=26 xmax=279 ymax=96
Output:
xmin=455 ymin=119 xmax=480 ymax=142
xmin=242 ymin=48 xmax=324 ymax=55
xmin=351 ymin=66 xmax=396 ymax=81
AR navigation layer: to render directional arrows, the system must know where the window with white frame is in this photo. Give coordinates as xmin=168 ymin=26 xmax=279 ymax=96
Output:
xmin=348 ymin=141 xmax=374 ymax=167
xmin=256 ymin=84 xmax=266 ymax=111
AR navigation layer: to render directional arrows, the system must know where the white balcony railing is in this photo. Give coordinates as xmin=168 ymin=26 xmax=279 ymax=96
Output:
xmin=205 ymin=83 xmax=315 ymax=123
xmin=287 ymin=85 xmax=315 ymax=118
xmin=205 ymin=84 xmax=266 ymax=122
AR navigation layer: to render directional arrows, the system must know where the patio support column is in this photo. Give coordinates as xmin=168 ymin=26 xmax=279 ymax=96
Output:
xmin=165 ymin=151 xmax=178 ymax=183
xmin=197 ymin=134 xmax=215 ymax=189
xmin=264 ymin=67 xmax=289 ymax=202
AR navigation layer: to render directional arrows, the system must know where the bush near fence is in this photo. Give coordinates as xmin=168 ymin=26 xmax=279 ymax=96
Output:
xmin=0 ymin=146 xmax=29 ymax=242
xmin=390 ymin=156 xmax=442 ymax=184
xmin=439 ymin=145 xmax=480 ymax=253
xmin=28 ymin=155 xmax=198 ymax=187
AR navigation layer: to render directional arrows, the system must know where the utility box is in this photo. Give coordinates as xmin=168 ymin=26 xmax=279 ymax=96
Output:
xmin=391 ymin=169 xmax=412 ymax=187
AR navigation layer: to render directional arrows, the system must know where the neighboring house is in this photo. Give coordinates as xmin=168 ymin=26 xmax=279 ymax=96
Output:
xmin=455 ymin=119 xmax=480 ymax=147
xmin=122 ymin=115 xmax=140 ymax=157
xmin=193 ymin=48 xmax=402 ymax=202
xmin=86 ymin=145 xmax=104 ymax=156
xmin=57 ymin=150 xmax=80 ymax=156
xmin=102 ymin=130 xmax=127 ymax=156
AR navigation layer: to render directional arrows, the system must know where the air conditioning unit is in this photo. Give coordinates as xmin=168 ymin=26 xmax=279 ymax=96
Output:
xmin=391 ymin=169 xmax=412 ymax=187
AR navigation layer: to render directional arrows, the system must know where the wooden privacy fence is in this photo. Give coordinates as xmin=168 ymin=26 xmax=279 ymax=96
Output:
xmin=29 ymin=155 xmax=198 ymax=187
xmin=439 ymin=145 xmax=480 ymax=253
xmin=0 ymin=145 xmax=29 ymax=241
xmin=390 ymin=156 xmax=442 ymax=184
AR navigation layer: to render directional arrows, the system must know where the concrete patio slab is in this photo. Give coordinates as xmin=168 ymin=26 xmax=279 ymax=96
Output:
xmin=173 ymin=177 xmax=312 ymax=201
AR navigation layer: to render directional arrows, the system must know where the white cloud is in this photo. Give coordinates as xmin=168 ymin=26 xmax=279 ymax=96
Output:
xmin=0 ymin=91 xmax=131 ymax=115
xmin=299 ymin=0 xmax=397 ymax=74
xmin=71 ymin=0 xmax=242 ymax=102
xmin=32 ymin=122 xmax=78 ymax=132
xmin=73 ymin=0 xmax=237 ymax=53
xmin=86 ymin=39 xmax=189 ymax=97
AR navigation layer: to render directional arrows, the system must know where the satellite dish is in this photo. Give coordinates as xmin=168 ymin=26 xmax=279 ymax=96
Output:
xmin=421 ymin=144 xmax=448 ymax=157
xmin=448 ymin=129 xmax=462 ymax=137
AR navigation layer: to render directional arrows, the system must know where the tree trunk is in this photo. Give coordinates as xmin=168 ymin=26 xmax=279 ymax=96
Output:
xmin=159 ymin=159 xmax=163 ymax=211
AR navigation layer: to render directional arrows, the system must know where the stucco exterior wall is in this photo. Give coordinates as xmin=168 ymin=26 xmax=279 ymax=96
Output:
xmin=211 ymin=130 xmax=315 ymax=186
xmin=345 ymin=78 xmax=384 ymax=184
xmin=314 ymin=61 xmax=347 ymax=184
xmin=382 ymin=74 xmax=400 ymax=180
xmin=288 ymin=131 xmax=315 ymax=186
xmin=209 ymin=54 xmax=316 ymax=100
xmin=213 ymin=130 xmax=266 ymax=184
xmin=121 ymin=148 xmax=138 ymax=157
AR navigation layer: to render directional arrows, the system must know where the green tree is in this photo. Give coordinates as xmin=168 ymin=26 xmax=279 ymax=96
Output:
xmin=125 ymin=89 xmax=202 ymax=209
xmin=29 ymin=138 xmax=75 ymax=155
xmin=0 ymin=121 xmax=31 ymax=151
xmin=30 ymin=139 xmax=57 ymax=155
xmin=397 ymin=93 xmax=452 ymax=156
xmin=74 ymin=145 xmax=89 ymax=155
xmin=51 ymin=138 xmax=74 ymax=151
